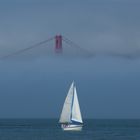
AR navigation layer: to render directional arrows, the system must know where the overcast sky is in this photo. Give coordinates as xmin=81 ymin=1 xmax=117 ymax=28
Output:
xmin=0 ymin=0 xmax=140 ymax=119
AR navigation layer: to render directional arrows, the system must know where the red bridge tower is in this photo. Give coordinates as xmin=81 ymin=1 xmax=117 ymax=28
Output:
xmin=55 ymin=35 xmax=62 ymax=53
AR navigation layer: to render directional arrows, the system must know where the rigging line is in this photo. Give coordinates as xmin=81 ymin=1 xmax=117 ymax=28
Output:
xmin=0 ymin=37 xmax=54 ymax=60
xmin=62 ymin=37 xmax=94 ymax=57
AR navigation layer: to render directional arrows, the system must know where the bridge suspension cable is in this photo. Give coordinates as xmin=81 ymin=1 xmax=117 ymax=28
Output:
xmin=62 ymin=36 xmax=94 ymax=57
xmin=0 ymin=37 xmax=54 ymax=60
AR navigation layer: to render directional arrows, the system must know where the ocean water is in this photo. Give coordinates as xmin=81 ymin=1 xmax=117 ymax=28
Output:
xmin=0 ymin=119 xmax=140 ymax=140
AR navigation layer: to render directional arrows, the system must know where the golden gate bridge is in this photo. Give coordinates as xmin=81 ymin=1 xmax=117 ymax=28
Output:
xmin=0 ymin=35 xmax=94 ymax=60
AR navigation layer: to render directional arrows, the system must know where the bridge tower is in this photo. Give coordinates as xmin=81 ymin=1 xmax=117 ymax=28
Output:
xmin=55 ymin=35 xmax=62 ymax=53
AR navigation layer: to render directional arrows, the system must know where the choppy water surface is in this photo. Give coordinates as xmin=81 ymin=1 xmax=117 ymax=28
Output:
xmin=0 ymin=119 xmax=140 ymax=140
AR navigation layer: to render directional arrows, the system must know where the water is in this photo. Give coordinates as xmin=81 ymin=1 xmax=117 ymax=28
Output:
xmin=0 ymin=119 xmax=140 ymax=140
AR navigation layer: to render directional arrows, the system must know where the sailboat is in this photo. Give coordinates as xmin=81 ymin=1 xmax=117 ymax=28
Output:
xmin=59 ymin=81 xmax=83 ymax=131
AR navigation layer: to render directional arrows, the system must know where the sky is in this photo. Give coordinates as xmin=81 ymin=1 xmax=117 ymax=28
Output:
xmin=0 ymin=0 xmax=140 ymax=119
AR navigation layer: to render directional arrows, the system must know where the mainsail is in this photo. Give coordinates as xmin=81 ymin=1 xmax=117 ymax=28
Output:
xmin=59 ymin=82 xmax=74 ymax=123
xmin=59 ymin=82 xmax=83 ymax=124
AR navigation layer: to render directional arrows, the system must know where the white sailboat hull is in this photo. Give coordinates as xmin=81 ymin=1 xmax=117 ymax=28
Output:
xmin=61 ymin=124 xmax=83 ymax=131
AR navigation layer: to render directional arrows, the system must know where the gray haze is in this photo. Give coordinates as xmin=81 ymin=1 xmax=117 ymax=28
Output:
xmin=0 ymin=0 xmax=140 ymax=118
